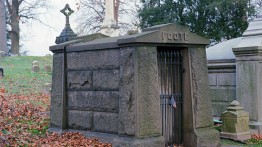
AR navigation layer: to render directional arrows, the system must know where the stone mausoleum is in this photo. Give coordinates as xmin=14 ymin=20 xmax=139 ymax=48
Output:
xmin=207 ymin=8 xmax=262 ymax=135
xmin=49 ymin=23 xmax=219 ymax=147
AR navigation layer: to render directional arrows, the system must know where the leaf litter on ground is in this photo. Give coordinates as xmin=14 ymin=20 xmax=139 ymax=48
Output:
xmin=0 ymin=87 xmax=112 ymax=147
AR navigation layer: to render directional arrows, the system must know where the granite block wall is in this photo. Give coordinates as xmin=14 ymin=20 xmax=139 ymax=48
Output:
xmin=66 ymin=49 xmax=120 ymax=134
xmin=208 ymin=60 xmax=236 ymax=117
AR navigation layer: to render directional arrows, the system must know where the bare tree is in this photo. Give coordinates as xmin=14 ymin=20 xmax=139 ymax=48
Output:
xmin=0 ymin=0 xmax=8 ymax=55
xmin=256 ymin=0 xmax=262 ymax=6
xmin=5 ymin=0 xmax=47 ymax=55
xmin=74 ymin=0 xmax=140 ymax=35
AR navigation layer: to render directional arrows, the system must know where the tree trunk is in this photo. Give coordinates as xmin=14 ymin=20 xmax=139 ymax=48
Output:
xmin=10 ymin=0 xmax=19 ymax=55
xmin=0 ymin=0 xmax=8 ymax=55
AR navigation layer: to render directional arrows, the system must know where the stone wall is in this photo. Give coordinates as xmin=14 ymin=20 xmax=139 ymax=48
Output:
xmin=207 ymin=59 xmax=236 ymax=117
xmin=66 ymin=49 xmax=120 ymax=134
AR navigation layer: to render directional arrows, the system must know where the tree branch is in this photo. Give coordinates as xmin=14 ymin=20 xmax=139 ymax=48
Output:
xmin=18 ymin=0 xmax=24 ymax=6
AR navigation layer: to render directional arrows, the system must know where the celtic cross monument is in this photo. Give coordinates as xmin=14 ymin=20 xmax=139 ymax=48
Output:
xmin=55 ymin=4 xmax=77 ymax=44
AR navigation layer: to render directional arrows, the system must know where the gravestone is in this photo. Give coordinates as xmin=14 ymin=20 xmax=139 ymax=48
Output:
xmin=0 ymin=51 xmax=4 ymax=60
xmin=32 ymin=65 xmax=40 ymax=73
xmin=0 ymin=68 xmax=3 ymax=77
xmin=44 ymin=65 xmax=52 ymax=73
xmin=49 ymin=23 xmax=219 ymax=147
xmin=32 ymin=60 xmax=40 ymax=73
xmin=32 ymin=60 xmax=39 ymax=66
xmin=44 ymin=82 xmax=52 ymax=94
xmin=220 ymin=100 xmax=251 ymax=140
xmin=55 ymin=4 xmax=77 ymax=44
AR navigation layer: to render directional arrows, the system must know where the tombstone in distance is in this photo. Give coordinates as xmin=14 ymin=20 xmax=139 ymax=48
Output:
xmin=44 ymin=65 xmax=52 ymax=73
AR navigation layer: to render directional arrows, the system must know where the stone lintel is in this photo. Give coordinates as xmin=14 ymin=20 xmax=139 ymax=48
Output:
xmin=220 ymin=131 xmax=251 ymax=141
xmin=233 ymin=46 xmax=262 ymax=57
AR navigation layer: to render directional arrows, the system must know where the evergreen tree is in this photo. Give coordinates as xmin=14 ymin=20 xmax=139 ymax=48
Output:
xmin=138 ymin=0 xmax=255 ymax=43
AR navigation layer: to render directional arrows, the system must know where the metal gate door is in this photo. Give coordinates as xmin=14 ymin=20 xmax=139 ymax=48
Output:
xmin=158 ymin=48 xmax=183 ymax=146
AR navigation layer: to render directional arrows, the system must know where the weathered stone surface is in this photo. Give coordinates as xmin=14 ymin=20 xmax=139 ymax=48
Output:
xmin=78 ymin=130 xmax=165 ymax=147
xmin=220 ymin=101 xmax=251 ymax=140
xmin=68 ymin=91 xmax=119 ymax=112
xmin=68 ymin=110 xmax=93 ymax=130
xmin=93 ymin=70 xmax=119 ymax=90
xmin=44 ymin=65 xmax=52 ymax=73
xmin=190 ymin=47 xmax=213 ymax=128
xmin=113 ymin=136 xmax=165 ymax=147
xmin=236 ymin=61 xmax=258 ymax=121
xmin=67 ymin=71 xmax=92 ymax=90
xmin=135 ymin=46 xmax=161 ymax=138
xmin=210 ymin=88 xmax=236 ymax=102
xmin=32 ymin=60 xmax=39 ymax=66
xmin=67 ymin=49 xmax=120 ymax=70
xmin=194 ymin=127 xmax=220 ymax=147
xmin=50 ymin=53 xmax=63 ymax=127
xmin=211 ymin=103 xmax=230 ymax=117
xmin=119 ymin=47 xmax=135 ymax=136
xmin=208 ymin=74 xmax=217 ymax=86
xmin=217 ymin=73 xmax=236 ymax=86
xmin=32 ymin=65 xmax=40 ymax=73
xmin=93 ymin=112 xmax=118 ymax=134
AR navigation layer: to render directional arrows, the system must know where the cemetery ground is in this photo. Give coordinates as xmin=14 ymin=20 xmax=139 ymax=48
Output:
xmin=0 ymin=56 xmax=261 ymax=146
xmin=0 ymin=56 xmax=111 ymax=146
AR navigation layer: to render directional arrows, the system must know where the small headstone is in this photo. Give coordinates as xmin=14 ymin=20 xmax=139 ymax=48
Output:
xmin=220 ymin=100 xmax=251 ymax=140
xmin=0 ymin=51 xmax=4 ymax=61
xmin=32 ymin=60 xmax=39 ymax=66
xmin=32 ymin=65 xmax=40 ymax=73
xmin=44 ymin=82 xmax=52 ymax=94
xmin=44 ymin=65 xmax=52 ymax=73
xmin=0 ymin=68 xmax=3 ymax=77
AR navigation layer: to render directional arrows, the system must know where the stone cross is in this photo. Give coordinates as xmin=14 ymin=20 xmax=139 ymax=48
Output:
xmin=55 ymin=4 xmax=77 ymax=44
xmin=60 ymin=4 xmax=74 ymax=27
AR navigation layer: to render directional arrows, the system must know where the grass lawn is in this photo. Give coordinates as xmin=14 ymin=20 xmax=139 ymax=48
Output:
xmin=0 ymin=56 xmax=112 ymax=146
xmin=0 ymin=56 xmax=53 ymax=94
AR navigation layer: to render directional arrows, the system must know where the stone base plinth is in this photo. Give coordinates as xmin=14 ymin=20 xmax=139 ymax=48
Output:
xmin=220 ymin=131 xmax=251 ymax=141
xmin=113 ymin=136 xmax=165 ymax=147
xmin=195 ymin=127 xmax=220 ymax=147
xmin=49 ymin=128 xmax=165 ymax=147
xmin=249 ymin=121 xmax=262 ymax=135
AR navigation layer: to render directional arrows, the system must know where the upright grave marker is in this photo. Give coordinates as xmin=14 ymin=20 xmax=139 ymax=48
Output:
xmin=100 ymin=0 xmax=119 ymax=37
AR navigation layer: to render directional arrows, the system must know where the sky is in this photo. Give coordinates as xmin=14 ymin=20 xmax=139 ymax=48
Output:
xmin=18 ymin=0 xmax=140 ymax=56
xmin=20 ymin=0 xmax=79 ymax=56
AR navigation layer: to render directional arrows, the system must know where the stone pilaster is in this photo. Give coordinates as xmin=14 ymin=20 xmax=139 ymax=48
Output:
xmin=115 ymin=46 xmax=164 ymax=146
xmin=49 ymin=53 xmax=63 ymax=128
xmin=233 ymin=47 xmax=262 ymax=134
xmin=232 ymin=8 xmax=262 ymax=133
xmin=183 ymin=47 xmax=220 ymax=147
